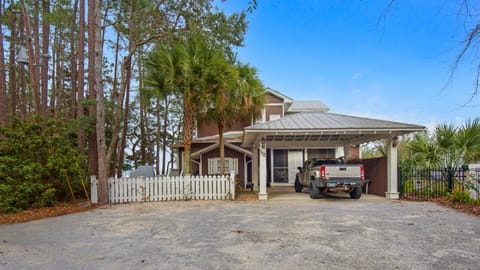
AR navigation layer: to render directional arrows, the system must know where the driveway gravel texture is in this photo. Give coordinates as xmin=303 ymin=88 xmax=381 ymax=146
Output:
xmin=0 ymin=195 xmax=479 ymax=270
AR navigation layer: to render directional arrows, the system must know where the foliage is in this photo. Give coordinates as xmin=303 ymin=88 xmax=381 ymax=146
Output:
xmin=446 ymin=190 xmax=477 ymax=204
xmin=0 ymin=117 xmax=87 ymax=213
xmin=407 ymin=118 xmax=480 ymax=170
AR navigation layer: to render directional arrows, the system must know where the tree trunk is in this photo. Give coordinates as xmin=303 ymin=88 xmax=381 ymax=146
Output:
xmin=77 ymin=0 xmax=86 ymax=150
xmin=140 ymin=88 xmax=147 ymax=165
xmin=105 ymin=28 xmax=122 ymax=177
xmin=106 ymin=1 xmax=135 ymax=177
xmin=21 ymin=3 xmax=40 ymax=116
xmin=183 ymin=100 xmax=195 ymax=175
xmin=117 ymin=70 xmax=131 ymax=177
xmin=218 ymin=120 xmax=225 ymax=175
xmin=70 ymin=0 xmax=79 ymax=119
xmin=50 ymin=28 xmax=57 ymax=117
xmin=89 ymin=0 xmax=107 ymax=204
xmin=41 ymin=0 xmax=50 ymax=118
xmin=156 ymin=97 xmax=161 ymax=175
xmin=87 ymin=0 xmax=99 ymax=186
xmin=8 ymin=6 xmax=17 ymax=121
xmin=0 ymin=1 xmax=7 ymax=127
xmin=161 ymin=95 xmax=169 ymax=175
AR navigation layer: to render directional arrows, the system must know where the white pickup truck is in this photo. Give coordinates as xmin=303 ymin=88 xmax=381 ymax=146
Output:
xmin=295 ymin=158 xmax=365 ymax=199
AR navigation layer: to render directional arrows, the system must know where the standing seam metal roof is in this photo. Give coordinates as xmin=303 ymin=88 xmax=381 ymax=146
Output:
xmin=287 ymin=101 xmax=330 ymax=113
xmin=245 ymin=112 xmax=424 ymax=131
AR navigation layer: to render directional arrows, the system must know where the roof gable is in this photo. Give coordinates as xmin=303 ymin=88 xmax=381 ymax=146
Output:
xmin=265 ymin=87 xmax=293 ymax=103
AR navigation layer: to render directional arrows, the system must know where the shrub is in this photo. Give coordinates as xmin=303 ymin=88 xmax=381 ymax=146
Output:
xmin=0 ymin=117 xmax=86 ymax=213
xmin=0 ymin=182 xmax=56 ymax=213
xmin=446 ymin=190 xmax=477 ymax=204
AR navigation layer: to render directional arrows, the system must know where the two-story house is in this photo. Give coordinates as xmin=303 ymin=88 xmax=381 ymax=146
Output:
xmin=174 ymin=88 xmax=424 ymax=200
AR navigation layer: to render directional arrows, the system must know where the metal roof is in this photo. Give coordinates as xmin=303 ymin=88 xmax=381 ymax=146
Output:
xmin=287 ymin=101 xmax=330 ymax=113
xmin=242 ymin=112 xmax=425 ymax=147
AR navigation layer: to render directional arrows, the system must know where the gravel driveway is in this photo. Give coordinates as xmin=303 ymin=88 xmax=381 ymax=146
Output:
xmin=1 ymin=195 xmax=479 ymax=270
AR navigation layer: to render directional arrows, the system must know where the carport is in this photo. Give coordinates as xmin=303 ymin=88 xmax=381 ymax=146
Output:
xmin=242 ymin=112 xmax=424 ymax=200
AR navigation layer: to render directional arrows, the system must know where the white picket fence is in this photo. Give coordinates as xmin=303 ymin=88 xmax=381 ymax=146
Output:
xmin=91 ymin=171 xmax=236 ymax=204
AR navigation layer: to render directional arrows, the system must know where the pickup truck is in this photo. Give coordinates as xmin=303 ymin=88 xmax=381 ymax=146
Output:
xmin=295 ymin=158 xmax=365 ymax=199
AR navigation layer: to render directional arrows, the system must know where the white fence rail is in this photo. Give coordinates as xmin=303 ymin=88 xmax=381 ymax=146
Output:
xmin=91 ymin=171 xmax=236 ymax=204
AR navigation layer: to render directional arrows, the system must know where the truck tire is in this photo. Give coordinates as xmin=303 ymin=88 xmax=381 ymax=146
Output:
xmin=294 ymin=178 xmax=302 ymax=193
xmin=349 ymin=187 xmax=362 ymax=199
xmin=310 ymin=181 xmax=320 ymax=199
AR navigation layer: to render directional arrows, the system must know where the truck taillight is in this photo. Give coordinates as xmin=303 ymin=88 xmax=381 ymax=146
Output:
xmin=360 ymin=165 xmax=365 ymax=180
xmin=320 ymin=166 xmax=326 ymax=179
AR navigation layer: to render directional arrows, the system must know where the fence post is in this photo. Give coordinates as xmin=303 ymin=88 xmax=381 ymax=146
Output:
xmin=447 ymin=168 xmax=453 ymax=192
xmin=90 ymin=175 xmax=98 ymax=204
xmin=229 ymin=170 xmax=236 ymax=200
xmin=398 ymin=167 xmax=402 ymax=199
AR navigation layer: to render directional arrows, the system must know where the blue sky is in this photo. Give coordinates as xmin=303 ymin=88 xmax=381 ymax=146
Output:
xmin=220 ymin=0 xmax=479 ymax=130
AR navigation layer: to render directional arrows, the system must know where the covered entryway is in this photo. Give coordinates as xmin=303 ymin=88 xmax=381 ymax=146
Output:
xmin=242 ymin=112 xmax=424 ymax=200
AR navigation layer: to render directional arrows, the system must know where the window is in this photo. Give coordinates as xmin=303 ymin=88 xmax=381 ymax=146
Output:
xmin=269 ymin=114 xmax=281 ymax=121
xmin=208 ymin=158 xmax=238 ymax=174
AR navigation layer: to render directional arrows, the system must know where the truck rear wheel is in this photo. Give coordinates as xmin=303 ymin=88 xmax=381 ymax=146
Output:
xmin=294 ymin=178 xmax=302 ymax=193
xmin=310 ymin=181 xmax=320 ymax=199
xmin=349 ymin=187 xmax=362 ymax=199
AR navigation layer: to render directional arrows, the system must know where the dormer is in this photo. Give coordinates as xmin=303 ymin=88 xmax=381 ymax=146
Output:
xmin=257 ymin=87 xmax=293 ymax=123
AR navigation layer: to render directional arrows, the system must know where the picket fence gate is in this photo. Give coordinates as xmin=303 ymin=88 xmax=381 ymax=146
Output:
xmin=90 ymin=171 xmax=236 ymax=204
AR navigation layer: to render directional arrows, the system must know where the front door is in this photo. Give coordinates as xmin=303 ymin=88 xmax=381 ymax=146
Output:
xmin=272 ymin=149 xmax=288 ymax=183
xmin=272 ymin=149 xmax=304 ymax=184
xmin=288 ymin=150 xmax=303 ymax=184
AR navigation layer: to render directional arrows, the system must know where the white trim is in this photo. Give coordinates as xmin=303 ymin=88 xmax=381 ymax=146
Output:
xmin=192 ymin=142 xmax=253 ymax=158
xmin=194 ymin=131 xmax=244 ymax=141
xmin=269 ymin=114 xmax=281 ymax=121
xmin=266 ymin=88 xmax=294 ymax=103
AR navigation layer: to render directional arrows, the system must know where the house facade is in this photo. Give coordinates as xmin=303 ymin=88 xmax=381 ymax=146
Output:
xmin=174 ymin=88 xmax=424 ymax=199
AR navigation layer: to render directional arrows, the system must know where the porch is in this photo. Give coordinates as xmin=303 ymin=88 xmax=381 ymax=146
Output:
xmin=242 ymin=112 xmax=424 ymax=200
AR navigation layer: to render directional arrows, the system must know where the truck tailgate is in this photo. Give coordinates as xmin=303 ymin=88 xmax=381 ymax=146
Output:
xmin=324 ymin=165 xmax=362 ymax=179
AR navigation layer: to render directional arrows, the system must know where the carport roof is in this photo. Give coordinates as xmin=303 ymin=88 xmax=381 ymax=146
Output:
xmin=242 ymin=112 xmax=425 ymax=147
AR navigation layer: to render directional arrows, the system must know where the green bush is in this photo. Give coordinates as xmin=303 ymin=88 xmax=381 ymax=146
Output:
xmin=446 ymin=190 xmax=477 ymax=204
xmin=402 ymin=179 xmax=415 ymax=194
xmin=0 ymin=182 xmax=56 ymax=213
xmin=0 ymin=117 xmax=87 ymax=213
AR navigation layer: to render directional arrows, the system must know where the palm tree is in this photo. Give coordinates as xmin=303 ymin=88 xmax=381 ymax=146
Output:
xmin=236 ymin=63 xmax=266 ymax=125
xmin=196 ymin=62 xmax=265 ymax=175
xmin=197 ymin=57 xmax=239 ymax=175
xmin=146 ymin=36 xmax=227 ymax=175
xmin=408 ymin=118 xmax=480 ymax=169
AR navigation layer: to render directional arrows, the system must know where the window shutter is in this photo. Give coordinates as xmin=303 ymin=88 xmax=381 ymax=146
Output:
xmin=208 ymin=158 xmax=214 ymax=174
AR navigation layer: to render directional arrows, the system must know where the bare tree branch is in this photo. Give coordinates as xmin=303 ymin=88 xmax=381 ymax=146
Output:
xmin=449 ymin=23 xmax=480 ymax=105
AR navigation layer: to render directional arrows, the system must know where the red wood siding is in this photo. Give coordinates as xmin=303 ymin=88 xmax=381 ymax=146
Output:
xmin=267 ymin=93 xmax=284 ymax=103
xmin=361 ymin=157 xmax=387 ymax=197
xmin=266 ymin=105 xmax=283 ymax=120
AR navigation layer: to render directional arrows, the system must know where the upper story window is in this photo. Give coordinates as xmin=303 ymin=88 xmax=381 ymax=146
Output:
xmin=269 ymin=114 xmax=281 ymax=121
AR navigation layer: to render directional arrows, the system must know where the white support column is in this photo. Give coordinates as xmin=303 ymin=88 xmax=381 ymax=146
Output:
xmin=252 ymin=144 xmax=259 ymax=192
xmin=386 ymin=136 xmax=399 ymax=199
xmin=258 ymin=137 xmax=268 ymax=200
